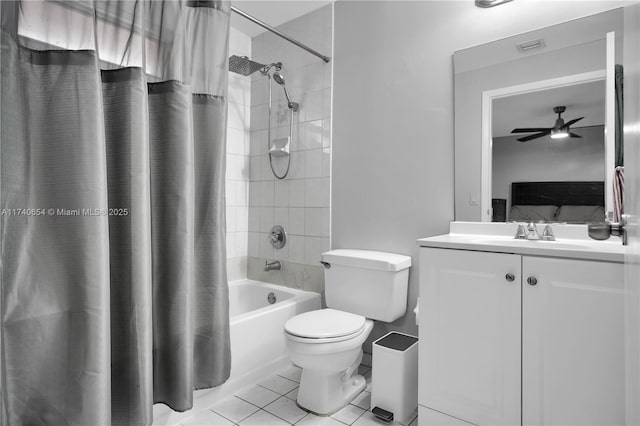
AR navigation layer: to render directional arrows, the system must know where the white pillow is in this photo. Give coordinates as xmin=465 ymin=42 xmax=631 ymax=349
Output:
xmin=556 ymin=205 xmax=605 ymax=223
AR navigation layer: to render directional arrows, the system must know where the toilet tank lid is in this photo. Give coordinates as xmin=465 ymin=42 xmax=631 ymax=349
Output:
xmin=322 ymin=249 xmax=412 ymax=272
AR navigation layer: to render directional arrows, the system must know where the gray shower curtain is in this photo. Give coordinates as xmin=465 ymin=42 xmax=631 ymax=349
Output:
xmin=0 ymin=1 xmax=230 ymax=425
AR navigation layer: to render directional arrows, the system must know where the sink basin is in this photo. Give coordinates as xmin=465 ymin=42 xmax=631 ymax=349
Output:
xmin=468 ymin=237 xmax=603 ymax=251
xmin=470 ymin=234 xmax=627 ymax=252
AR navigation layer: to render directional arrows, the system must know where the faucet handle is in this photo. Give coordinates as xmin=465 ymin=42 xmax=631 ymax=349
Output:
xmin=514 ymin=223 xmax=527 ymax=239
xmin=541 ymin=224 xmax=555 ymax=241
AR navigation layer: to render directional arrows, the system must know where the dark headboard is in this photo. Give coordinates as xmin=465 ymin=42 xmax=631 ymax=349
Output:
xmin=511 ymin=181 xmax=605 ymax=207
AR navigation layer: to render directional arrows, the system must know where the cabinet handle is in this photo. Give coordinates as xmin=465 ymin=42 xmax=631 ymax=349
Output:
xmin=505 ymin=273 xmax=515 ymax=282
xmin=527 ymin=276 xmax=538 ymax=286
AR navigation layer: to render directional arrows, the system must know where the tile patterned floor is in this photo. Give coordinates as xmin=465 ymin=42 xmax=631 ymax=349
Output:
xmin=179 ymin=364 xmax=418 ymax=426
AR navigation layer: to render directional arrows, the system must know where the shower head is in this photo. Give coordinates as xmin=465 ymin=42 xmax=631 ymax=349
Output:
xmin=273 ymin=71 xmax=286 ymax=85
xmin=229 ymin=55 xmax=265 ymax=76
xmin=272 ymin=70 xmax=298 ymax=111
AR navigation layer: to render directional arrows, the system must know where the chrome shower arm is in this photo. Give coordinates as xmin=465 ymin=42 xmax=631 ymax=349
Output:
xmin=260 ymin=62 xmax=282 ymax=76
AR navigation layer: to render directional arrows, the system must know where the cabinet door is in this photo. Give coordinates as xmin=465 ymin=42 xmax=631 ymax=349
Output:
xmin=419 ymin=248 xmax=521 ymax=425
xmin=522 ymin=257 xmax=625 ymax=426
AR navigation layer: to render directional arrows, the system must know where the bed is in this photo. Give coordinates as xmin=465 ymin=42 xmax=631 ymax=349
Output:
xmin=506 ymin=181 xmax=605 ymax=223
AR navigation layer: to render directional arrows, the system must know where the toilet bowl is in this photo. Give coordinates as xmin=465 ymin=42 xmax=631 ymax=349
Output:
xmin=283 ymin=249 xmax=411 ymax=416
xmin=285 ymin=309 xmax=374 ymax=415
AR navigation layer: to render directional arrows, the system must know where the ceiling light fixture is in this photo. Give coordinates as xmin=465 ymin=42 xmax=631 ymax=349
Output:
xmin=550 ymin=128 xmax=569 ymax=139
xmin=475 ymin=0 xmax=513 ymax=8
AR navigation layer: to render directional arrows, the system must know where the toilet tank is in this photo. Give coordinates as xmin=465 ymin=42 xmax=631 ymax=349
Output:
xmin=322 ymin=249 xmax=412 ymax=322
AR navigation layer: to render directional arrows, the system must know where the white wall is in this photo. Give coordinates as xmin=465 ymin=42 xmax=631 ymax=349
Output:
xmin=492 ymin=125 xmax=605 ymax=213
xmin=226 ymin=28 xmax=252 ymax=281
xmin=246 ymin=5 xmax=333 ymax=295
xmin=332 ymin=0 xmax=636 ymax=350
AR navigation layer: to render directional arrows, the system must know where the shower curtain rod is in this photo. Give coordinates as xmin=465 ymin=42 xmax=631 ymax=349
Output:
xmin=230 ymin=6 xmax=331 ymax=63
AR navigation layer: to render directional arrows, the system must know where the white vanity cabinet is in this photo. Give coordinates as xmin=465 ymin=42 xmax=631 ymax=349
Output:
xmin=419 ymin=246 xmax=625 ymax=426
xmin=419 ymin=248 xmax=521 ymax=425
xmin=521 ymin=256 xmax=625 ymax=426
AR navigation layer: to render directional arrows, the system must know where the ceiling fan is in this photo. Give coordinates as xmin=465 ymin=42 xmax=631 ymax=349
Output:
xmin=510 ymin=106 xmax=583 ymax=142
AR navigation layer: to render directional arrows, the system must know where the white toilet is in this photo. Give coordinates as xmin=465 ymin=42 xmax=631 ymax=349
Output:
xmin=284 ymin=249 xmax=411 ymax=415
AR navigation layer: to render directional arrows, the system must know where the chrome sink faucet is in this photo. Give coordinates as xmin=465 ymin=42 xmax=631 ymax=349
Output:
xmin=514 ymin=222 xmax=555 ymax=241
xmin=526 ymin=222 xmax=541 ymax=240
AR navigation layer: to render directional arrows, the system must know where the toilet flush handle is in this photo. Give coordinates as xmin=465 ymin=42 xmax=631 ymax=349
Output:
xmin=320 ymin=261 xmax=331 ymax=269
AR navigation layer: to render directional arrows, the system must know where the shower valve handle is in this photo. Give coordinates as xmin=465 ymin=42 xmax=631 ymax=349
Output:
xmin=269 ymin=225 xmax=287 ymax=249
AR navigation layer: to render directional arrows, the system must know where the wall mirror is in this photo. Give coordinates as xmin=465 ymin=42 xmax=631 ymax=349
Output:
xmin=453 ymin=8 xmax=624 ymax=223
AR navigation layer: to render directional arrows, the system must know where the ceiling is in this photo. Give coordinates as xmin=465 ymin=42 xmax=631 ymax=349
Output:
xmin=230 ymin=1 xmax=332 ymax=38
xmin=492 ymin=79 xmax=606 ymax=138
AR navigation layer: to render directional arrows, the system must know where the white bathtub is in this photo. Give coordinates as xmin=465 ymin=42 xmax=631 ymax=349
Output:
xmin=153 ymin=279 xmax=321 ymax=425
xmin=229 ymin=279 xmax=321 ymax=378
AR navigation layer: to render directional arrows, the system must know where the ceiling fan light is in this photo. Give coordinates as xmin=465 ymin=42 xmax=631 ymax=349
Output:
xmin=550 ymin=128 xmax=569 ymax=139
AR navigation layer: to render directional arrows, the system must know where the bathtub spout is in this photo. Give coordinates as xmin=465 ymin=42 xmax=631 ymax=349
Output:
xmin=264 ymin=260 xmax=281 ymax=271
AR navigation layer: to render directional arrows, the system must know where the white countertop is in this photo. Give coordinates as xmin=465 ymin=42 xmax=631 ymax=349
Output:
xmin=417 ymin=222 xmax=625 ymax=263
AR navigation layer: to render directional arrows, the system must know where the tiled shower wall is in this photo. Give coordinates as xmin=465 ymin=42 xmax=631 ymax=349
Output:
xmin=226 ymin=27 xmax=252 ymax=281
xmin=247 ymin=5 xmax=333 ymax=295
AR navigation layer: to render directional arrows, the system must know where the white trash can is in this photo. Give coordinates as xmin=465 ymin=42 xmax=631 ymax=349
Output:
xmin=371 ymin=332 xmax=419 ymax=424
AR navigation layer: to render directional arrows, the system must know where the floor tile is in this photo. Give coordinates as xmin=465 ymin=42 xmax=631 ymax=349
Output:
xmin=330 ymin=404 xmax=366 ymax=425
xmin=350 ymin=392 xmax=371 ymax=410
xmin=264 ymin=396 xmax=308 ymax=424
xmin=408 ymin=415 xmax=418 ymax=426
xmin=284 ymin=387 xmax=299 ymax=401
xmin=236 ymin=385 xmax=281 ymax=408
xmin=277 ymin=364 xmax=302 ymax=383
xmin=297 ymin=412 xmax=346 ymax=425
xmin=238 ymin=409 xmax=289 ymax=426
xmin=181 ymin=409 xmax=234 ymax=426
xmin=258 ymin=374 xmax=299 ymax=395
xmin=211 ymin=396 xmax=260 ymax=424
xmin=352 ymin=411 xmax=386 ymax=426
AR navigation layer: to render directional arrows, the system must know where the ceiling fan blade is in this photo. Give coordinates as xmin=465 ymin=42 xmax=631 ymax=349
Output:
xmin=518 ymin=131 xmax=550 ymax=142
xmin=511 ymin=127 xmax=551 ymax=133
xmin=569 ymin=132 xmax=583 ymax=138
xmin=563 ymin=117 xmax=584 ymax=127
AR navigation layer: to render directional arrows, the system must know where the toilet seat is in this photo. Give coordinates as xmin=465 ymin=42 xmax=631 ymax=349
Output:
xmin=285 ymin=309 xmax=366 ymax=343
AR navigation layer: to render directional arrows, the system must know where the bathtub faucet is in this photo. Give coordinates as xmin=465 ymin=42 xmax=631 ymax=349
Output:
xmin=264 ymin=260 xmax=281 ymax=271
